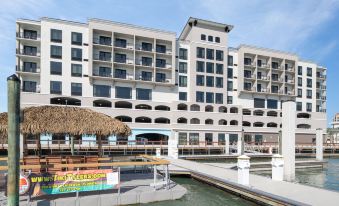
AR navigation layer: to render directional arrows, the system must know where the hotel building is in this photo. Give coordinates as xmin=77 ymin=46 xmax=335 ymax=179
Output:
xmin=15 ymin=17 xmax=327 ymax=151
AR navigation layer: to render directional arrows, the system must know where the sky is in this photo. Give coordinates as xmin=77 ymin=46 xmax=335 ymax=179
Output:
xmin=0 ymin=0 xmax=338 ymax=126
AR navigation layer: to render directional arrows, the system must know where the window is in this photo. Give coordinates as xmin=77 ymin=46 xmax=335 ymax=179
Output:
xmin=115 ymin=53 xmax=126 ymax=63
xmin=206 ymin=49 xmax=214 ymax=60
xmin=205 ymin=133 xmax=213 ymax=145
xmin=218 ymin=133 xmax=225 ymax=145
xmin=179 ymin=62 xmax=187 ymax=73
xmin=228 ymin=55 xmax=233 ymax=66
xmin=298 ymin=89 xmax=302 ymax=97
xmin=179 ymin=133 xmax=188 ymax=145
xmin=95 ymin=67 xmax=111 ymax=77
xmin=114 ymin=69 xmax=126 ymax=79
xmin=196 ymin=75 xmax=204 ymax=86
xmin=271 ymin=73 xmax=279 ymax=81
xmin=71 ymin=48 xmax=82 ymax=61
xmin=297 ymin=102 xmax=302 ymax=111
xmin=179 ymin=48 xmax=188 ymax=60
xmin=298 ymin=66 xmax=302 ymax=75
xmin=189 ymin=133 xmax=199 ymax=145
xmin=227 ymin=68 xmax=233 ymax=78
xmin=98 ymin=36 xmax=111 ymax=45
xmin=271 ymin=85 xmax=279 ymax=93
xmin=244 ymin=82 xmax=252 ymax=91
xmin=298 ymin=77 xmax=302 ymax=86
xmin=50 ymin=45 xmax=62 ymax=59
xmin=206 ymin=62 xmax=214 ymax=73
xmin=267 ymin=99 xmax=278 ymax=109
xmin=115 ymin=86 xmax=131 ymax=99
xmin=307 ymin=67 xmax=312 ymax=77
xmin=307 ymin=79 xmax=312 ymax=88
xmin=216 ymin=50 xmax=224 ymax=61
xmin=208 ymin=35 xmax=213 ymax=42
xmin=156 ymin=58 xmax=166 ymax=68
xmin=215 ymin=37 xmax=220 ymax=43
xmin=201 ymin=34 xmax=206 ymax=40
xmin=206 ymin=92 xmax=214 ymax=103
xmin=196 ymin=91 xmax=204 ymax=102
xmin=179 ymin=92 xmax=187 ymax=101
xmin=227 ymin=96 xmax=233 ymax=104
xmin=136 ymin=88 xmax=152 ymax=100
xmin=306 ymin=103 xmax=312 ymax=112
xmin=93 ymin=85 xmax=111 ymax=98
xmin=227 ymin=80 xmax=233 ymax=91
xmin=71 ymin=83 xmax=82 ymax=96
xmin=23 ymin=62 xmax=37 ymax=72
xmin=50 ymin=61 xmax=62 ymax=75
xmin=307 ymin=90 xmax=312 ymax=99
xmin=245 ymin=70 xmax=252 ymax=78
xmin=156 ymin=73 xmax=166 ymax=82
xmin=71 ymin=64 xmax=82 ymax=77
xmin=206 ymin=76 xmax=214 ymax=87
xmin=244 ymin=57 xmax=252 ymax=65
xmin=179 ymin=76 xmax=187 ymax=87
xmin=216 ymin=77 xmax=223 ymax=88
xmin=23 ymin=46 xmax=37 ymax=56
xmin=216 ymin=93 xmax=223 ymax=104
xmin=197 ymin=47 xmax=205 ymax=58
xmin=141 ymin=57 xmax=152 ymax=67
xmin=23 ymin=29 xmax=37 ymax=40
xmin=196 ymin=61 xmax=205 ymax=72
xmin=23 ymin=81 xmax=37 ymax=92
xmin=141 ymin=71 xmax=152 ymax=81
xmin=216 ymin=64 xmax=223 ymax=74
xmin=254 ymin=98 xmax=265 ymax=108
xmin=50 ymin=81 xmax=62 ymax=94
xmin=50 ymin=29 xmax=62 ymax=42
xmin=156 ymin=44 xmax=166 ymax=53
xmin=71 ymin=32 xmax=82 ymax=45
xmin=99 ymin=51 xmax=112 ymax=61
xmin=141 ymin=42 xmax=152 ymax=51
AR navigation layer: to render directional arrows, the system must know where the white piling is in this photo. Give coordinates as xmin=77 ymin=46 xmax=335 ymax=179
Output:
xmin=271 ymin=154 xmax=284 ymax=181
xmin=237 ymin=155 xmax=250 ymax=186
xmin=316 ymin=129 xmax=324 ymax=161
xmin=168 ymin=132 xmax=179 ymax=159
xmin=237 ymin=135 xmax=243 ymax=155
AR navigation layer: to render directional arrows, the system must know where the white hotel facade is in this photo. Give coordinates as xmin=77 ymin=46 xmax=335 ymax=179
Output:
xmin=15 ymin=17 xmax=327 ymax=147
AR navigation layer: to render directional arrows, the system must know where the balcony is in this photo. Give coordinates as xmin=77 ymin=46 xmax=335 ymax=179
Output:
xmin=93 ymin=37 xmax=112 ymax=46
xmin=135 ymin=44 xmax=153 ymax=52
xmin=137 ymin=76 xmax=153 ymax=82
xmin=114 ymin=57 xmax=134 ymax=65
xmin=135 ymin=59 xmax=153 ymax=67
xmin=16 ymin=32 xmax=40 ymax=40
xmin=257 ymin=63 xmax=270 ymax=69
xmin=284 ymin=65 xmax=295 ymax=73
xmin=285 ymin=79 xmax=295 ymax=84
xmin=114 ymin=72 xmax=134 ymax=80
xmin=92 ymin=69 xmax=112 ymax=77
xmin=257 ymin=75 xmax=270 ymax=81
xmin=156 ymin=78 xmax=172 ymax=84
xmin=244 ymin=73 xmax=256 ymax=80
xmin=16 ymin=49 xmax=40 ymax=57
xmin=244 ymin=62 xmax=256 ymax=68
xmin=16 ymin=65 xmax=40 ymax=73
xmin=114 ymin=41 xmax=134 ymax=50
xmin=93 ymin=53 xmax=112 ymax=62
xmin=317 ymin=74 xmax=327 ymax=79
xmin=156 ymin=46 xmax=172 ymax=55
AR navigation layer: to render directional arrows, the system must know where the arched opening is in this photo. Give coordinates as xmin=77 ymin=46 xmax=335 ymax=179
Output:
xmin=135 ymin=116 xmax=152 ymax=123
xmin=155 ymin=117 xmax=170 ymax=124
xmin=297 ymin=113 xmax=311 ymax=119
xmin=205 ymin=105 xmax=214 ymax=112
xmin=136 ymin=133 xmax=168 ymax=144
xmin=205 ymin=119 xmax=213 ymax=125
xmin=253 ymin=110 xmax=264 ymax=116
xmin=267 ymin=111 xmax=278 ymax=117
xmin=177 ymin=117 xmax=187 ymax=124
xmin=93 ymin=99 xmax=112 ymax=107
xmin=230 ymin=107 xmax=238 ymax=113
xmin=253 ymin=122 xmax=264 ymax=127
xmin=190 ymin=118 xmax=200 ymax=124
xmin=218 ymin=106 xmax=227 ymax=113
xmin=155 ymin=105 xmax=170 ymax=111
xmin=230 ymin=120 xmax=238 ymax=125
xmin=218 ymin=119 xmax=227 ymax=125
xmin=190 ymin=104 xmax=200 ymax=111
xmin=115 ymin=116 xmax=132 ymax=122
xmin=177 ymin=103 xmax=188 ymax=111
xmin=135 ymin=104 xmax=152 ymax=110
xmin=297 ymin=124 xmax=311 ymax=129
xmin=243 ymin=109 xmax=251 ymax=115
xmin=50 ymin=97 xmax=81 ymax=106
xmin=115 ymin=101 xmax=132 ymax=109
xmin=267 ymin=122 xmax=278 ymax=128
xmin=280 ymin=124 xmax=282 ymax=128
xmin=242 ymin=121 xmax=251 ymax=127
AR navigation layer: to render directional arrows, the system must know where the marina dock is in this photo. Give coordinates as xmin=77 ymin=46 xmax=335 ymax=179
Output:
xmin=165 ymin=157 xmax=339 ymax=206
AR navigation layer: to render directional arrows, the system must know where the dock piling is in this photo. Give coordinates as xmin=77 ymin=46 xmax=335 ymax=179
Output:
xmin=271 ymin=154 xmax=284 ymax=181
xmin=316 ymin=129 xmax=324 ymax=161
xmin=237 ymin=155 xmax=250 ymax=186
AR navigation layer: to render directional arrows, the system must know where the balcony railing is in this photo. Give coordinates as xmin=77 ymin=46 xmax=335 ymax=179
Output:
xmin=93 ymin=53 xmax=112 ymax=62
xmin=137 ymin=76 xmax=153 ymax=81
xmin=156 ymin=63 xmax=171 ymax=69
xmin=135 ymin=44 xmax=153 ymax=52
xmin=257 ymin=75 xmax=270 ymax=80
xmin=115 ymin=41 xmax=134 ymax=49
xmin=16 ymin=32 xmax=40 ymax=40
xmin=156 ymin=79 xmax=172 ymax=84
xmin=16 ymin=49 xmax=40 ymax=57
xmin=156 ymin=48 xmax=172 ymax=54
xmin=93 ymin=38 xmax=112 ymax=46
xmin=114 ymin=57 xmax=134 ymax=65
xmin=257 ymin=63 xmax=270 ymax=68
xmin=16 ymin=66 xmax=40 ymax=73
xmin=22 ymin=85 xmax=40 ymax=93
xmin=135 ymin=59 xmax=153 ymax=67
xmin=92 ymin=70 xmax=112 ymax=77
xmin=114 ymin=73 xmax=134 ymax=80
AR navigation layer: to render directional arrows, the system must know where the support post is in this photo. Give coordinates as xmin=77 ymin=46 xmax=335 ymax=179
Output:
xmin=7 ymin=74 xmax=21 ymax=206
xmin=237 ymin=132 xmax=244 ymax=155
xmin=282 ymin=101 xmax=296 ymax=181
xmin=271 ymin=154 xmax=284 ymax=181
xmin=316 ymin=129 xmax=323 ymax=161
xmin=278 ymin=130 xmax=282 ymax=155
xmin=70 ymin=136 xmax=74 ymax=155
xmin=225 ymin=134 xmax=230 ymax=155
xmin=237 ymin=155 xmax=250 ymax=186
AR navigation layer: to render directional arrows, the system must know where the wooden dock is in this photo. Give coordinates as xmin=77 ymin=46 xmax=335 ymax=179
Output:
xmin=165 ymin=157 xmax=339 ymax=206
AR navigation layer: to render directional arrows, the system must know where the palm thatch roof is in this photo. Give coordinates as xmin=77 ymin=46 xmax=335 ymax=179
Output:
xmin=0 ymin=106 xmax=131 ymax=141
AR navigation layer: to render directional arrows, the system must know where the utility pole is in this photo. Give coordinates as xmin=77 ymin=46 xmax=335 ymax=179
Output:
xmin=7 ymin=74 xmax=21 ymax=206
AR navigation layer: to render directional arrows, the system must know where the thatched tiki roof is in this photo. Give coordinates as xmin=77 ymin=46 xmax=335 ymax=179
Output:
xmin=0 ymin=106 xmax=131 ymax=141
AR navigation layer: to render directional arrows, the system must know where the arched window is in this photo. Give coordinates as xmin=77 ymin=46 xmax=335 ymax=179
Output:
xmin=253 ymin=110 xmax=264 ymax=116
xmin=115 ymin=101 xmax=132 ymax=109
xmin=135 ymin=116 xmax=152 ymax=123
xmin=297 ymin=124 xmax=311 ymax=129
xmin=297 ymin=113 xmax=311 ymax=119
xmin=205 ymin=119 xmax=213 ymax=125
xmin=230 ymin=107 xmax=238 ymax=113
xmin=190 ymin=118 xmax=200 ymax=124
xmin=218 ymin=119 xmax=227 ymax=125
xmin=115 ymin=116 xmax=132 ymax=122
xmin=218 ymin=106 xmax=227 ymax=113
xmin=205 ymin=105 xmax=214 ymax=112
xmin=135 ymin=104 xmax=152 ymax=110
xmin=253 ymin=122 xmax=264 ymax=127
xmin=155 ymin=105 xmax=170 ymax=111
xmin=190 ymin=104 xmax=200 ymax=111
xmin=177 ymin=103 xmax=188 ymax=111
xmin=155 ymin=118 xmax=170 ymax=124
xmin=267 ymin=122 xmax=278 ymax=128
xmin=177 ymin=117 xmax=187 ymax=124
xmin=93 ymin=99 xmax=112 ymax=107
xmin=242 ymin=121 xmax=251 ymax=127
xmin=230 ymin=120 xmax=238 ymax=125
xmin=50 ymin=97 xmax=81 ymax=106
xmin=242 ymin=109 xmax=251 ymax=115
xmin=267 ymin=111 xmax=278 ymax=117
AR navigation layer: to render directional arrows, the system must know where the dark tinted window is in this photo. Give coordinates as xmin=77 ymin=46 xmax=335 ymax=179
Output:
xmin=196 ymin=91 xmax=204 ymax=102
xmin=206 ymin=92 xmax=214 ymax=103
xmin=71 ymin=48 xmax=82 ymax=61
xmin=267 ymin=99 xmax=278 ymax=109
xmin=254 ymin=98 xmax=265 ymax=108
xmin=50 ymin=81 xmax=62 ymax=94
xmin=196 ymin=61 xmax=204 ymax=72
xmin=201 ymin=34 xmax=206 ymax=40
xmin=136 ymin=88 xmax=152 ymax=100
xmin=71 ymin=32 xmax=82 ymax=45
xmin=179 ymin=62 xmax=187 ymax=73
xmin=50 ymin=45 xmax=62 ymax=58
xmin=179 ymin=92 xmax=187 ymax=101
xmin=50 ymin=61 xmax=62 ymax=75
xmin=51 ymin=29 xmax=62 ymax=42
xmin=215 ymin=37 xmax=220 ymax=43
xmin=71 ymin=64 xmax=82 ymax=77
xmin=71 ymin=83 xmax=82 ymax=96
xmin=115 ymin=86 xmax=131 ymax=99
xmin=93 ymin=85 xmax=111 ymax=97
xmin=179 ymin=48 xmax=188 ymax=60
